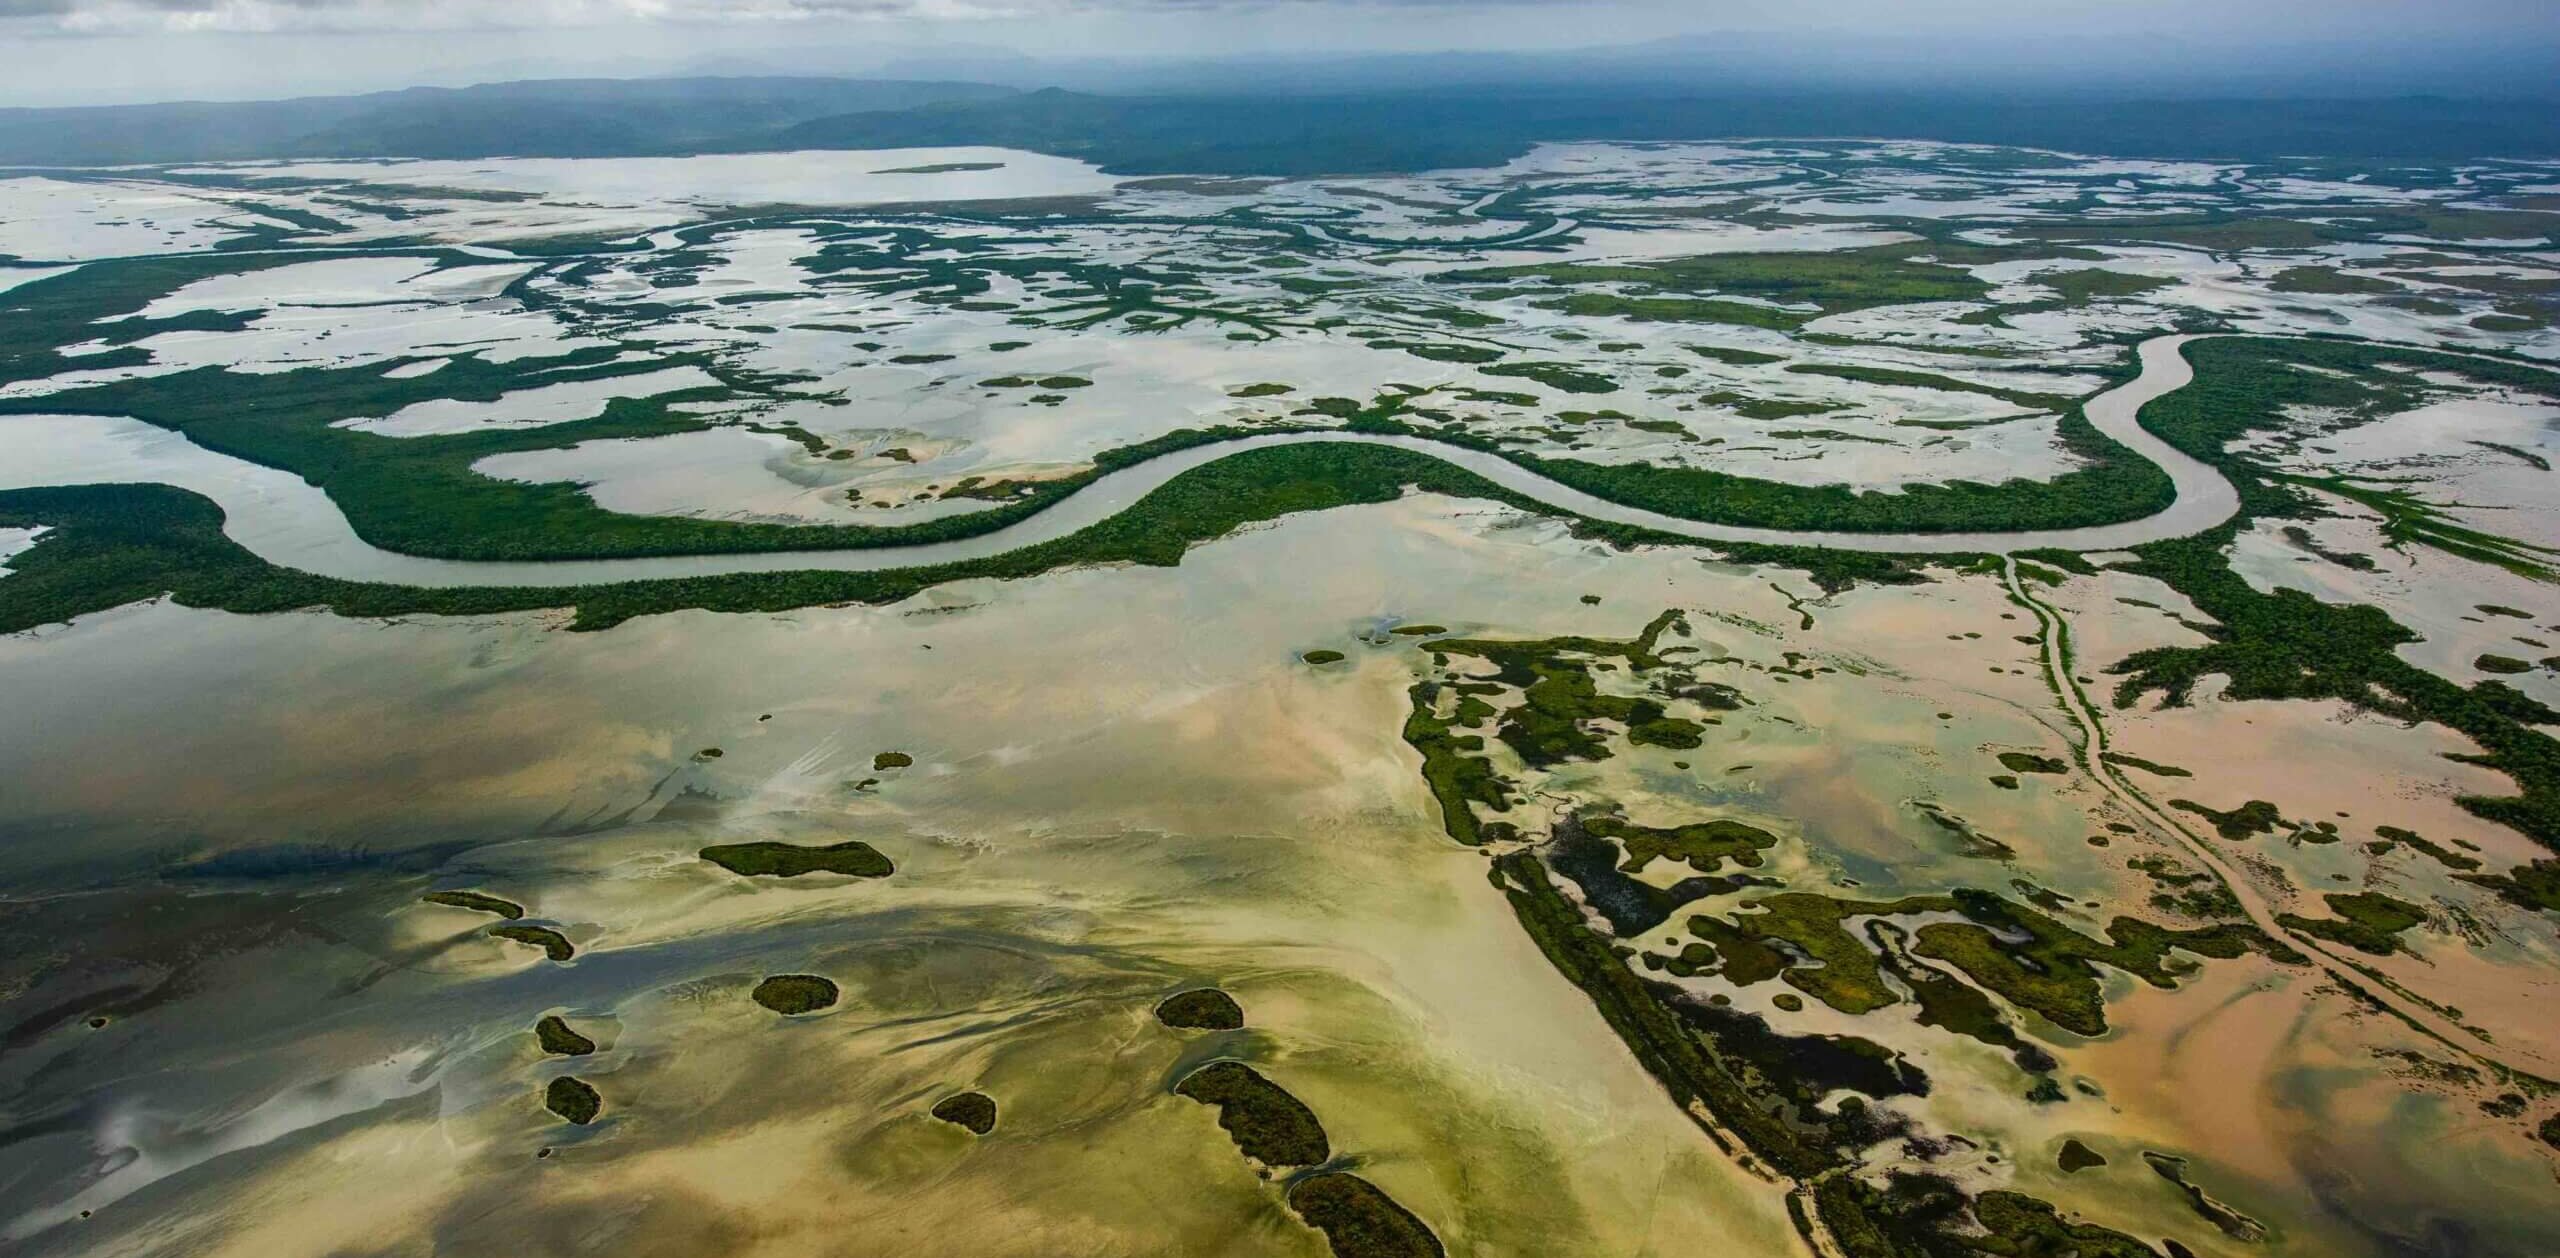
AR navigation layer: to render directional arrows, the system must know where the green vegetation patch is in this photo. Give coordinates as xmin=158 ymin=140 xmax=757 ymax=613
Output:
xmin=1910 ymin=891 xmax=2299 ymax=1036
xmin=1996 ymin=751 xmax=2069 ymax=775
xmin=699 ymin=839 xmax=893 ymax=879
xmin=2100 ymin=751 xmax=2192 ymax=778
xmin=1375 ymin=341 xmax=1502 ymax=365
xmin=1301 ymin=649 xmax=1347 ymax=665
xmin=544 ymin=1076 xmax=601 ymax=1125
xmin=1155 ymin=988 xmax=1246 ymax=1031
xmin=1688 ymin=345 xmax=1786 ymax=366
xmin=2170 ymin=798 xmax=2285 ymax=840
xmin=534 ymin=1015 xmax=596 ymax=1056
xmin=1445 ymin=245 xmax=1989 ymax=327
xmin=2372 ymin=825 xmax=2481 ymax=872
xmin=1786 ymin=363 xmax=2077 ymax=412
xmin=490 ymin=925 xmax=575 ymax=962
xmin=2269 ymin=266 xmax=2400 ymax=296
xmin=1592 ymin=815 xmax=1777 ymax=875
xmin=1480 ymin=361 xmax=1618 ymax=394
xmin=1173 ymin=1061 xmax=1330 ymax=1168
xmin=421 ymin=889 xmax=523 ymax=919
xmin=2276 ymin=891 xmax=2427 ymax=956
xmin=1417 ymin=611 xmax=1704 ymax=769
xmin=751 ymin=974 xmax=840 ymax=1015
xmin=1288 ymin=1173 xmax=1446 ymax=1258
xmin=2058 ymin=1138 xmax=2109 ymax=1172
xmin=873 ymin=751 xmax=914 ymax=770
xmin=930 ymin=1091 xmax=998 ymax=1135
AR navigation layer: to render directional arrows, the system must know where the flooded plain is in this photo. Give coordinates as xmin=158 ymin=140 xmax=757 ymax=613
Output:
xmin=4 ymin=139 xmax=2560 ymax=1258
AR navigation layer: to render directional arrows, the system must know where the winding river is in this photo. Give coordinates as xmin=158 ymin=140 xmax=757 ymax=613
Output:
xmin=0 ymin=334 xmax=2232 ymax=589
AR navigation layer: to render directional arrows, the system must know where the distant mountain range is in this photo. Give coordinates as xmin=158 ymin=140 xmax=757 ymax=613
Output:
xmin=0 ymin=77 xmax=1014 ymax=167
xmin=1 ymin=74 xmax=2554 ymax=175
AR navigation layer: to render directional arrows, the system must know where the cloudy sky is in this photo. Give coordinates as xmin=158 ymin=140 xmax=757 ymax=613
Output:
xmin=0 ymin=0 xmax=2553 ymax=107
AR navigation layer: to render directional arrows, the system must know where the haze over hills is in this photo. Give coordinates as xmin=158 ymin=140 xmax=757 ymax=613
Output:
xmin=0 ymin=74 xmax=2554 ymax=174
xmin=0 ymin=77 xmax=1015 ymax=167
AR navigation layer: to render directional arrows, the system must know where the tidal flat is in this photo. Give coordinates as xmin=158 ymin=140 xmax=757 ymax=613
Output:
xmin=6 ymin=490 xmax=2555 ymax=1255
xmin=4 ymin=139 xmax=2560 ymax=1258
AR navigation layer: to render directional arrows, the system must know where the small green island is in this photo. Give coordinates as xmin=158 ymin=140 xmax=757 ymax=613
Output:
xmin=534 ymin=1015 xmax=596 ymax=1056
xmin=700 ymin=839 xmax=894 ymax=878
xmin=545 ymin=1076 xmax=601 ymax=1125
xmin=1154 ymin=988 xmax=1246 ymax=1030
xmin=751 ymin=974 xmax=840 ymax=1014
xmin=421 ymin=890 xmax=524 ymax=919
xmin=490 ymin=924 xmax=576 ymax=962
xmin=1289 ymin=1172 xmax=1447 ymax=1258
xmin=930 ymin=1091 xmax=998 ymax=1135
xmin=1173 ymin=1061 xmax=1330 ymax=1168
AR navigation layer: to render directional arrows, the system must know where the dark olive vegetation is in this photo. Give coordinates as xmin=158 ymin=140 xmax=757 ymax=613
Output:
xmin=2276 ymin=891 xmax=2428 ymax=956
xmin=2130 ymin=856 xmax=2244 ymax=920
xmin=1302 ymin=649 xmax=1348 ymax=665
xmin=2294 ymin=475 xmax=2559 ymax=584
xmin=2100 ymin=751 xmax=2193 ymax=778
xmin=1421 ymin=610 xmax=1703 ymax=770
xmin=2540 ymin=1113 xmax=2560 ymax=1151
xmin=0 ymin=263 xmax=1312 ymax=562
xmin=544 ymin=1076 xmax=601 ymax=1125
xmin=2058 ymin=1138 xmax=2109 ymax=1172
xmin=1590 ymin=814 xmax=1778 ymax=875
xmin=1785 ymin=363 xmax=2077 ymax=413
xmin=1869 ymin=924 xmax=2057 ymax=1078
xmin=2144 ymin=1153 xmax=2268 ymax=1242
xmin=1995 ymin=751 xmax=2069 ymax=775
xmin=2267 ymin=266 xmax=2402 ymax=296
xmin=490 ymin=925 xmax=576 ymax=962
xmin=1909 ymin=891 xmax=2301 ymax=1037
xmin=1287 ymin=1173 xmax=1447 ymax=1258
xmin=1809 ymin=1171 xmax=2178 ymax=1258
xmin=2372 ymin=825 xmax=2482 ymax=872
xmin=2169 ymin=798 xmax=2285 ymax=840
xmin=1495 ymin=848 xmax=2170 ymax=1256
xmin=1688 ymin=345 xmax=1785 ymax=366
xmin=1476 ymin=360 xmax=1618 ymax=394
xmin=1173 ymin=1061 xmax=1331 ymax=1168
xmin=751 ymin=974 xmax=839 ymax=1015
xmin=1444 ymin=245 xmax=1990 ymax=329
xmin=699 ymin=839 xmax=893 ymax=878
xmin=534 ymin=1015 xmax=596 ymax=1056
xmin=930 ymin=1091 xmax=998 ymax=1135
xmin=1492 ymin=851 xmax=1831 ymax=1178
xmin=1701 ymin=391 xmax=1845 ymax=421
xmin=872 ymin=751 xmax=914 ymax=770
xmin=0 ymin=442 xmax=1715 ymax=635
xmin=1154 ymin=988 xmax=1246 ymax=1031
xmin=0 ymin=253 xmax=323 ymax=387
xmin=2103 ymin=339 xmax=2560 ymax=912
xmin=421 ymin=889 xmax=525 ymax=919
xmin=2476 ymin=653 xmax=2535 ymax=675
xmin=1554 ymin=815 xmax=1771 ymax=937
xmin=1686 ymin=893 xmax=1947 ymax=1015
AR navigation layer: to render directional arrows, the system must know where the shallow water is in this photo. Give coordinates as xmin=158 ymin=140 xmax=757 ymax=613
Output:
xmin=0 ymin=333 xmax=2238 ymax=590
